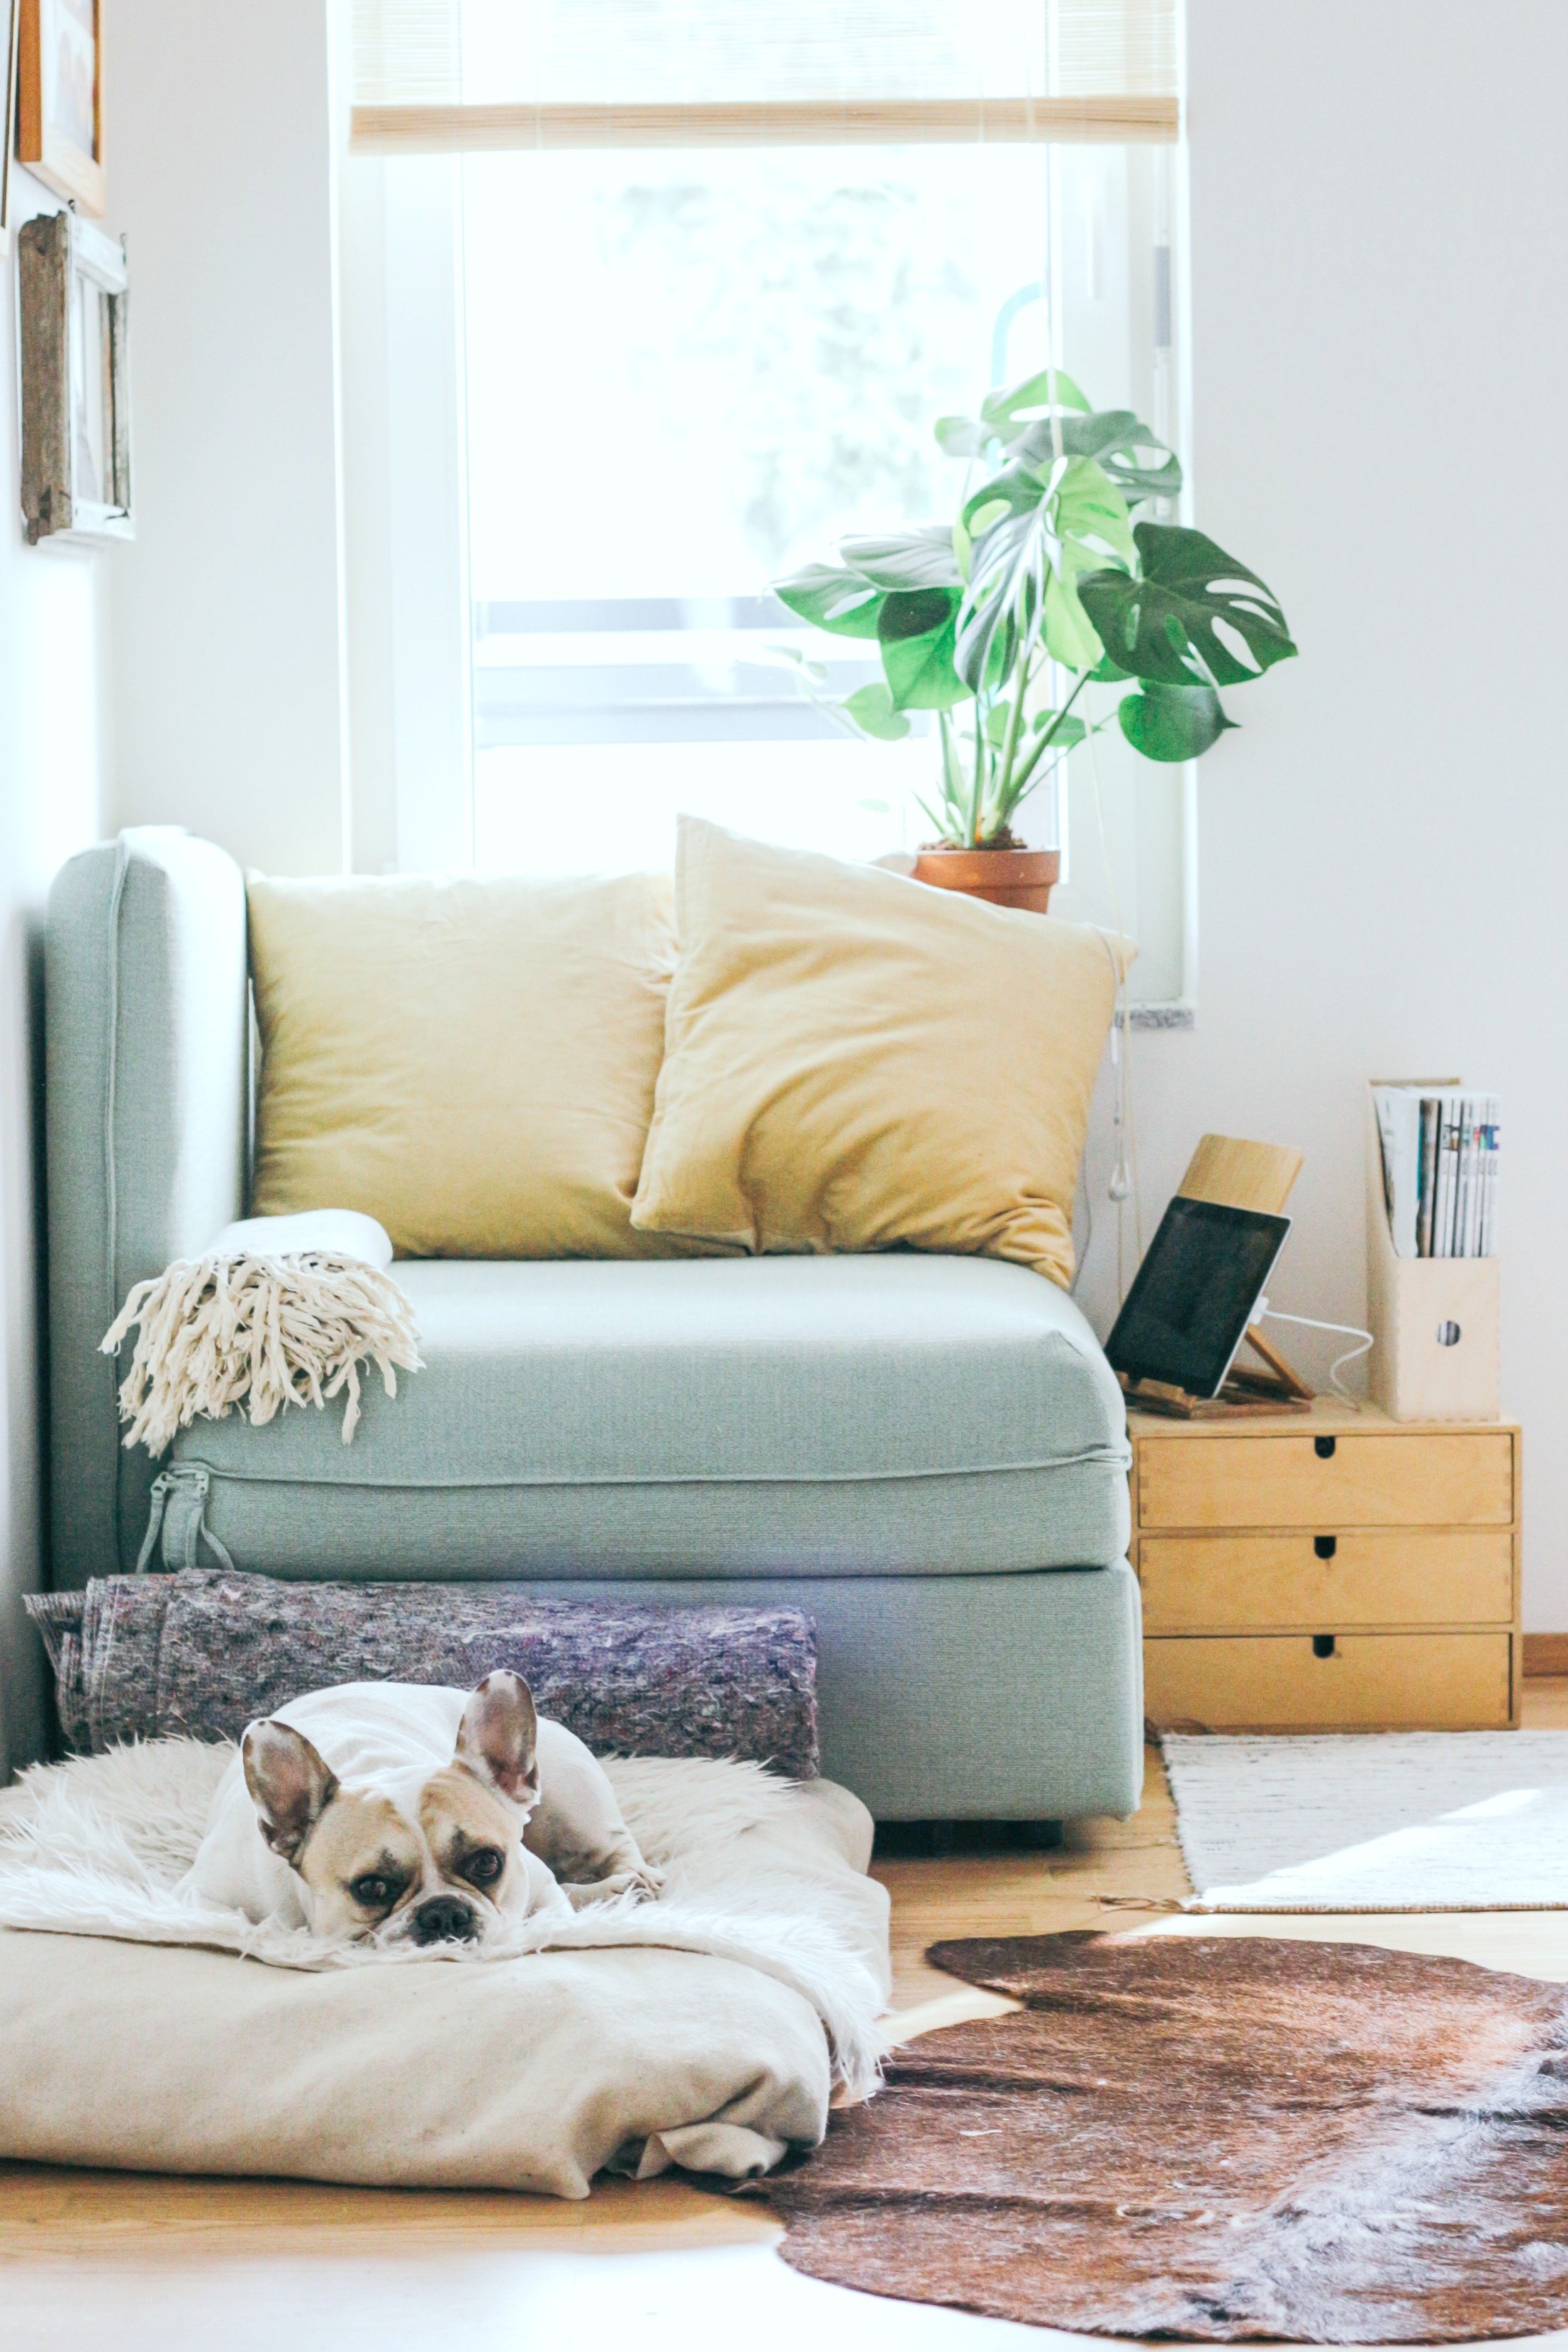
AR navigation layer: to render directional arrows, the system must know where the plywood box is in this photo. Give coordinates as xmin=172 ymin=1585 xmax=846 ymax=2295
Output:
xmin=1131 ymin=1401 xmax=1522 ymax=1732
xmin=1365 ymin=1088 xmax=1499 ymax=1422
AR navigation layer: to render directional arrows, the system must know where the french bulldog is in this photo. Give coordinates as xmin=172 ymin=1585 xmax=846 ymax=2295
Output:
xmin=181 ymin=1671 xmax=658 ymax=1948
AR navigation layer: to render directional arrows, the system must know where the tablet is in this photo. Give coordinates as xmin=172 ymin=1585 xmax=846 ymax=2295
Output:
xmin=1104 ymin=1196 xmax=1292 ymax=1399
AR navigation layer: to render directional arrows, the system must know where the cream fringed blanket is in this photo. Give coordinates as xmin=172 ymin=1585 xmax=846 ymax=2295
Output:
xmin=101 ymin=1210 xmax=422 ymax=1453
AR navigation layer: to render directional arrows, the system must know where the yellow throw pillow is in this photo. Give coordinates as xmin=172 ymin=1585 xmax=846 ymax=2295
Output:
xmin=249 ymin=870 xmax=684 ymax=1259
xmin=631 ymin=818 xmax=1132 ymax=1288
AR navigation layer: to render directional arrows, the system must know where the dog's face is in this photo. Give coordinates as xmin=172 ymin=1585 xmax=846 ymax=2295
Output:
xmin=241 ymin=1671 xmax=542 ymax=1947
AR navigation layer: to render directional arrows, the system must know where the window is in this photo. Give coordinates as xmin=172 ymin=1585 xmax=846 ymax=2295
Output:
xmin=342 ymin=2 xmax=1192 ymax=1012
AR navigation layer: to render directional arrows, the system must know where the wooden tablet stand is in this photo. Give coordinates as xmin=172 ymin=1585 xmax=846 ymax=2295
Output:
xmin=1119 ymin=1323 xmax=1314 ymax=1418
xmin=1118 ymin=1133 xmax=1314 ymax=1421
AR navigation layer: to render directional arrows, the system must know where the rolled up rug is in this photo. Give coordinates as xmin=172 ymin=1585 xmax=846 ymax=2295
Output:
xmin=100 ymin=1210 xmax=422 ymax=1454
xmin=24 ymin=1571 xmax=821 ymax=1776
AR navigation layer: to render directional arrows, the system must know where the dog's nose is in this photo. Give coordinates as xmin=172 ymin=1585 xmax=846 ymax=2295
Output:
xmin=410 ymin=1894 xmax=478 ymax=1945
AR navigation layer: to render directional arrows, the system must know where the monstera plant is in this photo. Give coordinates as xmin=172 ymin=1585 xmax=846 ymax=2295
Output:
xmin=774 ymin=368 xmax=1296 ymax=906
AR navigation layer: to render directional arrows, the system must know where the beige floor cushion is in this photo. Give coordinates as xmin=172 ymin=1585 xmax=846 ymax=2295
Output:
xmin=632 ymin=818 xmax=1132 ymax=1288
xmin=248 ymin=871 xmax=685 ymax=1259
xmin=0 ymin=1753 xmax=887 ymax=2196
xmin=0 ymin=1932 xmax=829 ymax=2195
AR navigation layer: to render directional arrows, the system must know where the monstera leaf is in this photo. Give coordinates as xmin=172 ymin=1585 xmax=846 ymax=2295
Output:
xmin=841 ymin=681 xmax=910 ymax=740
xmin=1078 ymin=524 xmax=1297 ymax=688
xmin=1011 ymin=410 xmax=1182 ymax=506
xmin=773 ymin=562 xmax=883 ymax=639
xmin=982 ymin=366 xmax=1092 ymax=435
xmin=953 ymin=449 xmax=1064 ymax=692
xmin=838 ymin=525 xmax=962 ymax=592
xmin=956 ymin=450 xmax=1128 ymax=690
xmin=1041 ymin=569 xmax=1104 ymax=670
xmin=878 ymin=586 xmax=965 ymax=710
xmin=934 ymin=413 xmax=996 ymax=460
xmin=985 ymin=700 xmax=1088 ymax=751
xmin=955 ymin=505 xmax=1049 ymax=694
xmin=1055 ymin=457 xmax=1137 ymax=573
xmin=961 ymin=450 xmax=1050 ymax=540
xmin=775 ymin=527 xmax=961 ymax=654
xmin=938 ymin=371 xmax=1177 ymax=507
xmin=935 ymin=367 xmax=1091 ymax=459
xmin=1117 ymin=681 xmax=1236 ymax=762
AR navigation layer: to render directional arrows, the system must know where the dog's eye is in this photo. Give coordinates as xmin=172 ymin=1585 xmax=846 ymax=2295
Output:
xmin=464 ymin=1847 xmax=504 ymax=1888
xmin=349 ymin=1874 xmax=396 ymax=1908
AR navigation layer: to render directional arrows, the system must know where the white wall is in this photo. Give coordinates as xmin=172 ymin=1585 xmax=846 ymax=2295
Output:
xmin=1085 ymin=1 xmax=1568 ymax=1624
xmin=90 ymin=0 xmax=1568 ymax=1627
xmin=0 ymin=182 xmax=111 ymax=1772
xmin=106 ymin=0 xmax=350 ymax=877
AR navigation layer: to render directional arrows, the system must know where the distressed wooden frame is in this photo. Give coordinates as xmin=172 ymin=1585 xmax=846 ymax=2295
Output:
xmin=16 ymin=0 xmax=104 ymax=216
xmin=1 ymin=0 xmax=22 ymax=245
xmin=18 ymin=209 xmax=133 ymax=545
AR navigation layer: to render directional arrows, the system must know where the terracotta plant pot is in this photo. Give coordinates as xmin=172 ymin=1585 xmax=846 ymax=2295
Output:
xmin=911 ymin=845 xmax=1061 ymax=914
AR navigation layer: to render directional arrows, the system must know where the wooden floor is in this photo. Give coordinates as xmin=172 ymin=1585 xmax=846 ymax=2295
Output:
xmin=6 ymin=1685 xmax=1568 ymax=2351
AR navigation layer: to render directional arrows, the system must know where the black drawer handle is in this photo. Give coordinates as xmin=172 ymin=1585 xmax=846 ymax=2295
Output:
xmin=1314 ymin=1535 xmax=1338 ymax=1560
xmin=1315 ymin=1435 xmax=1337 ymax=1460
xmin=1313 ymin=1634 xmax=1338 ymax=1659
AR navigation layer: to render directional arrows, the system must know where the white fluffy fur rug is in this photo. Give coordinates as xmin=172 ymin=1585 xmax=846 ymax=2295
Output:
xmin=0 ymin=1742 xmax=890 ymax=2095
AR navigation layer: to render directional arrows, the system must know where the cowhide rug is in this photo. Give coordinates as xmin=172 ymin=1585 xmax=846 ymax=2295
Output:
xmin=764 ymin=1932 xmax=1568 ymax=2342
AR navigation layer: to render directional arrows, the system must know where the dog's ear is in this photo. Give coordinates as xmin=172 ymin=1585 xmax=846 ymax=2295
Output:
xmin=242 ymin=1719 xmax=340 ymax=1864
xmin=455 ymin=1671 xmax=540 ymax=1808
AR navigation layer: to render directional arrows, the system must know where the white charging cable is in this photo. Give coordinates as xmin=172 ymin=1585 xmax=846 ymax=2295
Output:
xmin=1253 ymin=1297 xmax=1375 ymax=1404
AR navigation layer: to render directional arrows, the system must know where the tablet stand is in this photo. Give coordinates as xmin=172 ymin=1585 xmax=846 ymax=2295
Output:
xmin=1118 ymin=1323 xmax=1314 ymax=1420
xmin=1116 ymin=1133 xmax=1314 ymax=1419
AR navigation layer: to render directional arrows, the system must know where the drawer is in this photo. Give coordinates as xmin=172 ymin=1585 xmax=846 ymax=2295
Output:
xmin=1144 ymin=1631 xmax=1513 ymax=1731
xmin=1137 ymin=1430 xmax=1513 ymax=1531
xmin=1138 ymin=1531 xmax=1516 ymax=1634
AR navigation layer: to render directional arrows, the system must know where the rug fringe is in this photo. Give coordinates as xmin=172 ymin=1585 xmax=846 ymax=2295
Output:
xmin=1097 ymin=1893 xmax=1568 ymax=1917
xmin=1180 ymin=1900 xmax=1568 ymax=1915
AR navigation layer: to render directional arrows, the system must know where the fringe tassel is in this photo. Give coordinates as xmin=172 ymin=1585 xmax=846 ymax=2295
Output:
xmin=101 ymin=1253 xmax=424 ymax=1455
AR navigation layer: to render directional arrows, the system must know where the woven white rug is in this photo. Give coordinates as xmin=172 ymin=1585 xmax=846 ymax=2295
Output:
xmin=1163 ymin=1732 xmax=1568 ymax=1911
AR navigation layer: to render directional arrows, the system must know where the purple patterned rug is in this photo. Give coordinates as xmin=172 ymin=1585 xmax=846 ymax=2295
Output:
xmin=28 ymin=1572 xmax=818 ymax=1777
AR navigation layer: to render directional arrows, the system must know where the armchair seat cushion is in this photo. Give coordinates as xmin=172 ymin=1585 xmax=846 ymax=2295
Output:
xmin=169 ymin=1254 xmax=1130 ymax=1580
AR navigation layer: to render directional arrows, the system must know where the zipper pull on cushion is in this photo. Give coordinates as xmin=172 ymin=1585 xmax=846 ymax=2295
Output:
xmin=133 ymin=1464 xmax=236 ymax=1575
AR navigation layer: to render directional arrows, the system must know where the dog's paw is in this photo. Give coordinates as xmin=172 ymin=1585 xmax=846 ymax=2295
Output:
xmin=561 ymin=1863 xmax=663 ymax=1909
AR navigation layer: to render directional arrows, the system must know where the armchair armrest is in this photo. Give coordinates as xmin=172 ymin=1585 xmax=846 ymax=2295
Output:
xmin=46 ymin=829 xmax=249 ymax=1586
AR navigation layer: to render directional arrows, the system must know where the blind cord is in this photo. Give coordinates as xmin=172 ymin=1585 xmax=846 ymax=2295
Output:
xmin=1085 ymin=698 xmax=1141 ymax=1296
xmin=1046 ymin=167 xmax=1145 ymax=1305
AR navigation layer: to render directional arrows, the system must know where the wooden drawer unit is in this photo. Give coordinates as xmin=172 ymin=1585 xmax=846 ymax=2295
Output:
xmin=1131 ymin=1406 xmax=1522 ymax=1732
xmin=1143 ymin=1632 xmax=1513 ymax=1732
xmin=1138 ymin=1429 xmax=1514 ymax=1531
xmin=1139 ymin=1531 xmax=1516 ymax=1635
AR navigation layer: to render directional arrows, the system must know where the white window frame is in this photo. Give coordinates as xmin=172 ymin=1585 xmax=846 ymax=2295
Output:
xmin=337 ymin=138 xmax=1197 ymax=1023
xmin=340 ymin=149 xmax=474 ymax=874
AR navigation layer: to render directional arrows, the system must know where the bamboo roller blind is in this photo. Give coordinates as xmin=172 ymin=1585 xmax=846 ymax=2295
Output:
xmin=350 ymin=1 xmax=1180 ymax=152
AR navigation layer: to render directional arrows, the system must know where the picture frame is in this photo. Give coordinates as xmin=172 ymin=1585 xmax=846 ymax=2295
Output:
xmin=18 ymin=208 xmax=132 ymax=544
xmin=16 ymin=0 xmax=103 ymax=218
xmin=1 ymin=0 xmax=22 ymax=243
